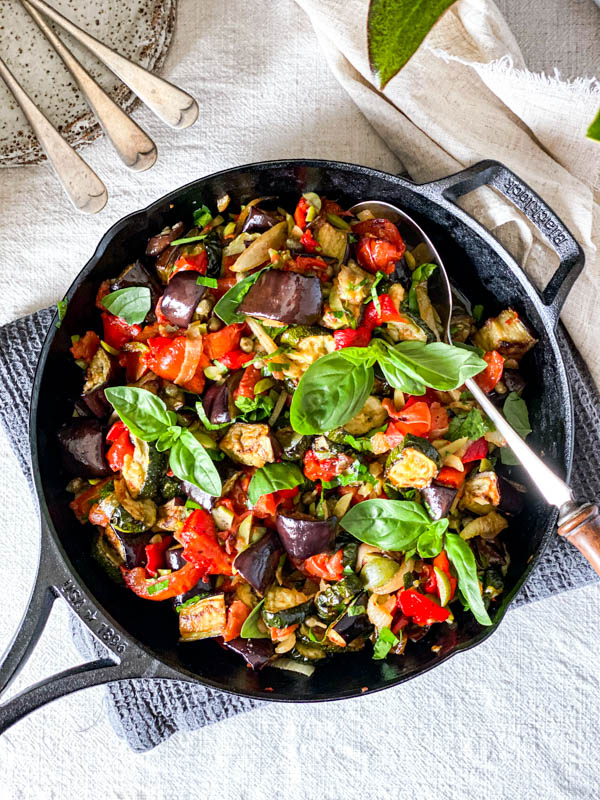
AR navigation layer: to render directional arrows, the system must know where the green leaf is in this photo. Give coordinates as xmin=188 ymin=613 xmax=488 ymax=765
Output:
xmin=408 ymin=263 xmax=438 ymax=313
xmin=234 ymin=392 xmax=275 ymax=422
xmin=445 ymin=532 xmax=492 ymax=626
xmin=372 ymin=626 xmax=399 ymax=660
xmin=290 ymin=351 xmax=374 ymax=434
xmin=447 ymin=408 xmax=494 ymax=442
xmin=193 ymin=204 xmax=213 ymax=228
xmin=500 ymin=392 xmax=532 ymax=465
xmin=587 ymin=108 xmax=600 ymax=142
xmin=392 ymin=340 xmax=487 ymax=390
xmin=195 ymin=401 xmax=231 ymax=431
xmin=248 ymin=463 xmax=305 ymax=506
xmin=368 ymin=0 xmax=457 ymax=88
xmin=214 ymin=268 xmax=269 ymax=324
xmin=196 ymin=275 xmax=218 ymax=288
xmin=170 ymin=234 xmax=208 ymax=246
xmin=240 ymin=600 xmax=270 ymax=639
xmin=155 ymin=426 xmax=182 ymax=452
xmin=369 ymin=271 xmax=385 ymax=314
xmin=340 ymin=499 xmax=433 ymax=551
xmin=472 ymin=304 xmax=484 ymax=323
xmin=416 ymin=519 xmax=448 ymax=558
xmin=169 ymin=429 xmax=222 ymax=496
xmin=370 ymin=339 xmax=426 ymax=394
xmin=101 ymin=287 xmax=151 ymax=325
xmin=338 ymin=425 xmax=388 ymax=453
xmin=104 ymin=387 xmax=173 ymax=441
xmin=56 ymin=298 xmax=68 ymax=328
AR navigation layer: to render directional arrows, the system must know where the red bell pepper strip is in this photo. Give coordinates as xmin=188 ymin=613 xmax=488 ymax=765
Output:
xmin=70 ymin=330 xmax=100 ymax=363
xmin=363 ymin=294 xmax=405 ymax=328
xmin=145 ymin=535 xmax=173 ymax=578
xmin=270 ymin=624 xmax=298 ymax=642
xmin=353 ymin=219 xmax=406 ymax=275
xmin=204 ymin=323 xmax=245 ymax=360
xmin=300 ymin=228 xmax=320 ymax=253
xmin=333 ymin=325 xmax=372 ymax=350
xmin=106 ymin=426 xmax=134 ymax=472
xmin=106 ymin=421 xmax=127 ymax=442
xmin=474 ymin=350 xmax=504 ymax=394
xmin=217 ymin=349 xmax=253 ymax=370
xmin=303 ymin=549 xmax=344 ymax=581
xmin=170 ymin=251 xmax=207 ymax=278
xmin=303 ymin=450 xmax=353 ymax=482
xmin=253 ymin=486 xmax=299 ymax=519
xmin=102 ymin=312 xmax=141 ymax=351
xmin=421 ymin=564 xmax=437 ymax=594
xmin=429 ymin=402 xmax=449 ymax=439
xmin=294 ymin=256 xmax=329 ymax=275
xmin=383 ymin=401 xmax=432 ymax=439
xmin=179 ymin=509 xmax=234 ymax=576
xmin=214 ymin=276 xmax=237 ymax=299
xmin=435 ymin=466 xmax=466 ymax=489
xmin=235 ymin=364 xmax=262 ymax=399
xmin=69 ymin=478 xmax=112 ymax=524
xmin=122 ymin=351 xmax=149 ymax=382
xmin=397 ymin=588 xmax=450 ymax=625
xmin=294 ymin=196 xmax=310 ymax=230
xmin=223 ymin=600 xmax=252 ymax=642
xmin=122 ymin=562 xmax=205 ymax=601
xmin=462 ymin=437 xmax=488 ymax=463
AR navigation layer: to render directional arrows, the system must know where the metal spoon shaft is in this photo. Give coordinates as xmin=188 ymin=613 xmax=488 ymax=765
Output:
xmin=20 ymin=0 xmax=157 ymax=172
xmin=26 ymin=0 xmax=198 ymax=129
xmin=0 ymin=58 xmax=107 ymax=214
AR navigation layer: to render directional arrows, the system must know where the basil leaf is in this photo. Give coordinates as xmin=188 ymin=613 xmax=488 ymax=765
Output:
xmin=169 ymin=429 xmax=222 ymax=496
xmin=56 ymin=298 xmax=68 ymax=328
xmin=290 ymin=351 xmax=374 ymax=435
xmin=371 ymin=340 xmax=426 ymax=394
xmin=193 ymin=204 xmax=213 ymax=228
xmin=101 ymin=287 xmax=151 ymax=325
xmin=501 ymin=392 xmax=532 ymax=465
xmin=197 ymin=276 xmax=218 ymax=288
xmin=340 ymin=499 xmax=432 ymax=551
xmin=472 ymin=304 xmax=484 ymax=323
xmin=240 ymin=600 xmax=269 ymax=639
xmin=214 ymin=268 xmax=269 ymax=324
xmin=195 ymin=401 xmax=231 ymax=431
xmin=372 ymin=626 xmax=399 ymax=660
xmin=447 ymin=408 xmax=493 ymax=442
xmin=408 ymin=263 xmax=437 ymax=313
xmin=416 ymin=519 xmax=448 ymax=558
xmin=392 ymin=341 xmax=487 ymax=390
xmin=104 ymin=387 xmax=173 ymax=441
xmin=445 ymin=532 xmax=492 ymax=626
xmin=248 ymin=463 xmax=305 ymax=506
xmin=368 ymin=0 xmax=456 ymax=88
xmin=155 ymin=426 xmax=182 ymax=452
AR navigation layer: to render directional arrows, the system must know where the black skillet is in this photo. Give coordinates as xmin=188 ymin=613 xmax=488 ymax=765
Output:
xmin=0 ymin=159 xmax=584 ymax=732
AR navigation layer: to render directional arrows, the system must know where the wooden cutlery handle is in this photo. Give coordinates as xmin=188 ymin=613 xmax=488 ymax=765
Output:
xmin=558 ymin=503 xmax=600 ymax=578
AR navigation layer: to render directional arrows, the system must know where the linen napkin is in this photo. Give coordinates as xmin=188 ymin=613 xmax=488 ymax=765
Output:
xmin=295 ymin=0 xmax=600 ymax=389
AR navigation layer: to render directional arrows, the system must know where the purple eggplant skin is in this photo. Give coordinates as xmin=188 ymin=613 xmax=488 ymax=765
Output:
xmin=57 ymin=418 xmax=110 ymax=478
xmin=181 ymin=480 xmax=217 ymax=511
xmin=160 ymin=271 xmax=207 ymax=328
xmin=238 ymin=271 xmax=323 ymax=326
xmin=203 ymin=381 xmax=232 ymax=425
xmin=332 ymin=592 xmax=373 ymax=644
xmin=146 ymin=221 xmax=185 ymax=256
xmin=233 ymin=530 xmax=282 ymax=596
xmin=241 ymin=207 xmax=282 ymax=234
xmin=166 ymin=546 xmax=215 ymax=608
xmin=222 ymin=637 xmax=274 ymax=670
xmin=503 ymin=369 xmax=526 ymax=395
xmin=110 ymin=260 xmax=162 ymax=313
xmin=421 ymin=484 xmax=457 ymax=521
xmin=496 ymin=475 xmax=525 ymax=516
xmin=81 ymin=353 xmax=119 ymax=419
xmin=275 ymin=513 xmax=337 ymax=562
xmin=112 ymin=529 xmax=153 ymax=569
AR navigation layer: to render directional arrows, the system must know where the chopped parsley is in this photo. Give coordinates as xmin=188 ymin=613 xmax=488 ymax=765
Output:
xmin=372 ymin=626 xmax=399 ymax=660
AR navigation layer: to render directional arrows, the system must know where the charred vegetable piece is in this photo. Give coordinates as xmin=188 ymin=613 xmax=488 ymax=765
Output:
xmin=122 ymin=438 xmax=166 ymax=499
xmin=110 ymin=505 xmax=151 ymax=534
xmin=179 ymin=593 xmax=227 ymax=641
xmin=274 ymin=427 xmax=312 ymax=462
xmin=314 ymin=221 xmax=348 ymax=262
xmin=461 ymin=510 xmax=509 ymax=540
xmin=262 ymin=599 xmax=314 ymax=629
xmin=92 ymin=531 xmax=124 ymax=583
xmin=219 ymin=423 xmax=278 ymax=467
xmin=111 ymin=260 xmax=161 ymax=312
xmin=222 ymin=637 xmax=274 ymax=669
xmin=473 ymin=308 xmax=537 ymax=359
xmin=81 ymin=348 xmax=117 ymax=418
xmin=166 ymin=546 xmax=214 ymax=606
xmin=202 ymin=381 xmax=233 ymax=425
xmin=181 ymin=480 xmax=217 ymax=511
xmin=233 ymin=530 xmax=282 ymax=596
xmin=387 ymin=307 xmax=435 ymax=343
xmin=241 ymin=206 xmax=282 ymax=234
xmin=315 ymin=573 xmax=362 ymax=621
xmin=385 ymin=442 xmax=438 ymax=490
xmin=238 ymin=270 xmax=322 ymax=325
xmin=275 ymin=513 xmax=337 ymax=561
xmin=502 ymin=369 xmax=526 ymax=395
xmin=344 ymin=396 xmax=387 ymax=436
xmin=146 ymin=221 xmax=185 ymax=256
xmin=160 ymin=474 xmax=183 ymax=501
xmin=460 ymin=471 xmax=524 ymax=516
xmin=421 ymin=484 xmax=457 ymax=520
xmin=280 ymin=326 xmax=327 ymax=348
xmin=57 ymin=418 xmax=110 ymax=478
xmin=105 ymin=524 xmax=153 ymax=568
xmin=331 ymin=592 xmax=373 ymax=645
xmin=474 ymin=537 xmax=510 ymax=571
xmin=161 ymin=271 xmax=207 ymax=328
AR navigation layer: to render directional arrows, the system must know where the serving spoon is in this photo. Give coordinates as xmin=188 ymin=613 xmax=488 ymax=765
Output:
xmin=349 ymin=199 xmax=600 ymax=576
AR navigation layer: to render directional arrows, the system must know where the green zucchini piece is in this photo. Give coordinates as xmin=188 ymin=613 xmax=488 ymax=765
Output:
xmin=385 ymin=441 xmax=439 ymax=490
xmin=262 ymin=599 xmax=314 ymax=629
xmin=92 ymin=532 xmax=124 ymax=584
xmin=387 ymin=307 xmax=435 ymax=343
xmin=315 ymin=221 xmax=348 ymax=262
xmin=314 ymin=573 xmax=362 ymax=621
xmin=110 ymin=505 xmax=150 ymax=534
xmin=274 ymin=426 xmax=312 ymax=461
xmin=122 ymin=438 xmax=167 ymax=499
xmin=160 ymin=474 xmax=183 ymax=501
xmin=280 ymin=326 xmax=327 ymax=347
xmin=402 ymin=434 xmax=442 ymax=466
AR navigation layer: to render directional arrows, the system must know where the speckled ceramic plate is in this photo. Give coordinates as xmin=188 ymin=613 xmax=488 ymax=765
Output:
xmin=0 ymin=0 xmax=176 ymax=166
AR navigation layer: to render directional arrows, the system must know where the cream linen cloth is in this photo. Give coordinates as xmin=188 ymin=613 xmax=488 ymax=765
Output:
xmin=296 ymin=0 xmax=600 ymax=386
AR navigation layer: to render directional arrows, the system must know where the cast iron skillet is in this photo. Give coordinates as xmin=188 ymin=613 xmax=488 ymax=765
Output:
xmin=0 ymin=159 xmax=584 ymax=732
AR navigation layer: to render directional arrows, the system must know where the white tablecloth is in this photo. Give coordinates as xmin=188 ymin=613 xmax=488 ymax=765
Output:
xmin=1 ymin=0 xmax=599 ymax=796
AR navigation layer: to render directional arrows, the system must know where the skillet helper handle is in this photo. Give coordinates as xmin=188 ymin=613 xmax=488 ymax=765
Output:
xmin=558 ymin=502 xmax=600 ymax=578
xmin=429 ymin=159 xmax=585 ymax=324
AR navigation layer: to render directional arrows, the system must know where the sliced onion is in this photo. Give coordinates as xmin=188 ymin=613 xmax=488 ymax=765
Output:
xmin=175 ymin=336 xmax=204 ymax=386
xmin=270 ymin=658 xmax=315 ymax=677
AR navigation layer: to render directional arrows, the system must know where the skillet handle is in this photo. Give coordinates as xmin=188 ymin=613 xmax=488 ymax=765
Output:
xmin=0 ymin=533 xmax=179 ymax=734
xmin=426 ymin=160 xmax=585 ymax=324
xmin=558 ymin=502 xmax=600 ymax=578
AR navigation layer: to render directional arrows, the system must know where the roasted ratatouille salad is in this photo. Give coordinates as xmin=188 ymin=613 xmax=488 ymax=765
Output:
xmin=59 ymin=191 xmax=537 ymax=675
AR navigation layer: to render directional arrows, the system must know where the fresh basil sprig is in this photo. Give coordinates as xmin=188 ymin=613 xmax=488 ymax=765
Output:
xmin=340 ymin=499 xmax=440 ymax=551
xmin=500 ymin=392 xmax=532 ymax=465
xmin=101 ymin=287 xmax=151 ymax=325
xmin=416 ymin=520 xmax=447 ymax=558
xmin=214 ymin=268 xmax=269 ymax=324
xmin=445 ymin=533 xmax=492 ymax=626
xmin=104 ymin=387 xmax=222 ymax=496
xmin=240 ymin=600 xmax=269 ymax=639
xmin=248 ymin=463 xmax=305 ymax=506
xmin=392 ymin=341 xmax=487 ymax=390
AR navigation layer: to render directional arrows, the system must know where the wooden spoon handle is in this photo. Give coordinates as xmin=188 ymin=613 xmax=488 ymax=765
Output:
xmin=558 ymin=503 xmax=600 ymax=578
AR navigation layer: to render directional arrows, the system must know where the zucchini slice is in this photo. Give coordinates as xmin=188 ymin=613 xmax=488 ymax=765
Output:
xmin=92 ymin=532 xmax=124 ymax=583
xmin=179 ymin=594 xmax=227 ymax=642
xmin=385 ymin=442 xmax=438 ymax=490
xmin=262 ymin=599 xmax=314 ymax=629
xmin=280 ymin=326 xmax=327 ymax=347
xmin=386 ymin=308 xmax=435 ymax=343
xmin=122 ymin=438 xmax=167 ymax=499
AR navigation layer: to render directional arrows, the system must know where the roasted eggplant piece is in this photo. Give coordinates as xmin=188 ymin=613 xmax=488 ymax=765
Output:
xmin=385 ymin=436 xmax=439 ymax=490
xmin=219 ymin=423 xmax=278 ymax=467
xmin=274 ymin=427 xmax=311 ymax=462
xmin=166 ymin=546 xmax=214 ymax=607
xmin=473 ymin=308 xmax=537 ymax=359
xmin=502 ymin=369 xmax=526 ymax=395
xmin=146 ymin=221 xmax=185 ymax=256
xmin=160 ymin=271 xmax=207 ymax=328
xmin=421 ymin=484 xmax=457 ymax=520
xmin=222 ymin=637 xmax=274 ymax=669
xmin=181 ymin=479 xmax=217 ymax=511
xmin=202 ymin=381 xmax=232 ymax=425
xmin=241 ymin=206 xmax=282 ymax=234
xmin=238 ymin=270 xmax=322 ymax=326
xmin=105 ymin=524 xmax=153 ymax=568
xmin=110 ymin=260 xmax=161 ymax=312
xmin=460 ymin=471 xmax=524 ymax=516
xmin=275 ymin=513 xmax=337 ymax=561
xmin=81 ymin=348 xmax=118 ymax=418
xmin=57 ymin=418 xmax=110 ymax=478
xmin=330 ymin=592 xmax=373 ymax=646
xmin=179 ymin=593 xmax=227 ymax=641
xmin=233 ymin=530 xmax=282 ymax=596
